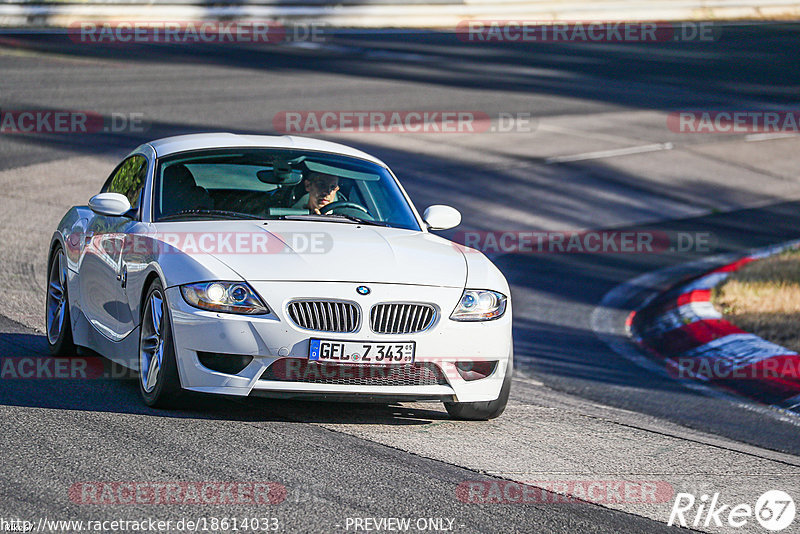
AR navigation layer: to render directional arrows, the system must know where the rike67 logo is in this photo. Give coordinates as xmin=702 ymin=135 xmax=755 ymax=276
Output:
xmin=669 ymin=490 xmax=795 ymax=531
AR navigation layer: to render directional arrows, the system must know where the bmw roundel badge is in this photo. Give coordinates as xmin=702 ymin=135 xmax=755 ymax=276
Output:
xmin=356 ymin=286 xmax=371 ymax=296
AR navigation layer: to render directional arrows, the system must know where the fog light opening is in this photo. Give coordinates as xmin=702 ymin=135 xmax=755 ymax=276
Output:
xmin=455 ymin=360 xmax=498 ymax=381
xmin=197 ymin=352 xmax=254 ymax=375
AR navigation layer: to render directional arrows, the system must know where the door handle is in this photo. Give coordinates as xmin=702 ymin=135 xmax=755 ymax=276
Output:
xmin=117 ymin=264 xmax=128 ymax=288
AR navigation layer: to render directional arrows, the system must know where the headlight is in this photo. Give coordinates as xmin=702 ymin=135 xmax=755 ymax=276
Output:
xmin=450 ymin=289 xmax=507 ymax=321
xmin=180 ymin=281 xmax=268 ymax=315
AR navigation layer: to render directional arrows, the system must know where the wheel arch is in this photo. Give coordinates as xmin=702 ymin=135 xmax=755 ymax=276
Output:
xmin=139 ymin=270 xmax=165 ymax=321
xmin=48 ymin=232 xmax=65 ymax=263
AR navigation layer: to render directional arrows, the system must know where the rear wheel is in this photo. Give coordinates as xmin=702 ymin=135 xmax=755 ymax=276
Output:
xmin=139 ymin=279 xmax=181 ymax=407
xmin=444 ymin=356 xmax=512 ymax=421
xmin=46 ymin=245 xmax=75 ymax=356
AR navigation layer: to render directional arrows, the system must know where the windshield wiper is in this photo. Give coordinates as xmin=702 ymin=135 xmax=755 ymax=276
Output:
xmin=326 ymin=213 xmax=392 ymax=227
xmin=158 ymin=209 xmax=265 ymax=221
xmin=276 ymin=213 xmax=391 ymax=227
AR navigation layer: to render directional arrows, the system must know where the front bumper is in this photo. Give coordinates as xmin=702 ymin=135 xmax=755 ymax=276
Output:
xmin=165 ymin=281 xmax=512 ymax=403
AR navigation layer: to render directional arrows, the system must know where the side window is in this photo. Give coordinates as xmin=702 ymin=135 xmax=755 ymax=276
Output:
xmin=102 ymin=155 xmax=147 ymax=213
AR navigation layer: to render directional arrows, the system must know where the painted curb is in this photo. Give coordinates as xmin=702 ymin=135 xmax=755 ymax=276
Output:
xmin=631 ymin=244 xmax=800 ymax=413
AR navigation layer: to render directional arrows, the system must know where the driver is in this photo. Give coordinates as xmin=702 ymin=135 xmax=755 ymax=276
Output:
xmin=294 ymin=172 xmax=340 ymax=214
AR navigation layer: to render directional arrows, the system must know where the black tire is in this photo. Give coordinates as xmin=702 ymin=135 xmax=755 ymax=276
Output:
xmin=138 ymin=279 xmax=182 ymax=408
xmin=45 ymin=245 xmax=76 ymax=357
xmin=444 ymin=356 xmax=513 ymax=421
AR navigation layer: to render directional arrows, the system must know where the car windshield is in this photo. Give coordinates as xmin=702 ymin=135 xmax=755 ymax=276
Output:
xmin=153 ymin=148 xmax=421 ymax=230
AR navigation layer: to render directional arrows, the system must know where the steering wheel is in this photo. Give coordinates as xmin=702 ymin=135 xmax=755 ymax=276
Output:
xmin=319 ymin=201 xmax=369 ymax=215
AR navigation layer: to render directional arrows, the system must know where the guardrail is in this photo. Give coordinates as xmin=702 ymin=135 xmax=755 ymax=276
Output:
xmin=1 ymin=0 xmax=800 ymax=28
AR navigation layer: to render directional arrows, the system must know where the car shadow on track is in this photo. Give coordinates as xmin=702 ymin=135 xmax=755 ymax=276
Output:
xmin=0 ymin=331 xmax=451 ymax=425
xmin=5 ymin=26 xmax=800 ymax=110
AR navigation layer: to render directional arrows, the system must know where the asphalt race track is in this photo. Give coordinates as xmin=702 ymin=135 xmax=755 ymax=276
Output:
xmin=1 ymin=23 xmax=800 ymax=533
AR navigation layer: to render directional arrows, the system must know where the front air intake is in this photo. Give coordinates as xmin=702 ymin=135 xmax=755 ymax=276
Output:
xmin=260 ymin=359 xmax=448 ymax=386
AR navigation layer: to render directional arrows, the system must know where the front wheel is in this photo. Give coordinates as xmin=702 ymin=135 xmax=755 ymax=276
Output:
xmin=46 ymin=245 xmax=76 ymax=356
xmin=444 ymin=357 xmax=512 ymax=421
xmin=139 ymin=279 xmax=181 ymax=407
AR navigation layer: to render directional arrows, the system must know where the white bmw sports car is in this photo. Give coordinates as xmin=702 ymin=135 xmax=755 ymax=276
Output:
xmin=47 ymin=133 xmax=513 ymax=419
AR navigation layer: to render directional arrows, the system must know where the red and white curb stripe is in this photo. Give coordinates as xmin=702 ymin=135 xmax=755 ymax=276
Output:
xmin=631 ymin=245 xmax=800 ymax=412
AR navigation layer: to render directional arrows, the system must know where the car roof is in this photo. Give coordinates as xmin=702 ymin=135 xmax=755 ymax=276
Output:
xmin=147 ymin=133 xmax=387 ymax=167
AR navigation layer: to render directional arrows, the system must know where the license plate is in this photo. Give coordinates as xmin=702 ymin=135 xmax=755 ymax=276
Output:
xmin=309 ymin=339 xmax=415 ymax=364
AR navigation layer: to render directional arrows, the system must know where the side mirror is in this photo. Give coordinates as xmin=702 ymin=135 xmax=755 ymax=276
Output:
xmin=88 ymin=193 xmax=132 ymax=217
xmin=423 ymin=205 xmax=461 ymax=231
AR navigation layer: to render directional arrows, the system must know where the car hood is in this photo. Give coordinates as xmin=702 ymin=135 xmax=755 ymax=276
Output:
xmin=152 ymin=221 xmax=467 ymax=287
